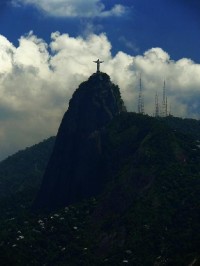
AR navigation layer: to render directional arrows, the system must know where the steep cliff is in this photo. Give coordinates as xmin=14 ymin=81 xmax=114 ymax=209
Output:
xmin=34 ymin=72 xmax=126 ymax=209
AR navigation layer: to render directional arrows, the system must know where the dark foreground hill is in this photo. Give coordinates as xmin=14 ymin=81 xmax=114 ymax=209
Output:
xmin=0 ymin=73 xmax=199 ymax=265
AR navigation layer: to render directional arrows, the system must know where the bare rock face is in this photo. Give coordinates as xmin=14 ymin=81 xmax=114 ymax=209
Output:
xmin=34 ymin=72 xmax=126 ymax=210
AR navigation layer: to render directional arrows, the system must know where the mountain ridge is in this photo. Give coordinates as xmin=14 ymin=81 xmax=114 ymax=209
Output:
xmin=0 ymin=72 xmax=199 ymax=265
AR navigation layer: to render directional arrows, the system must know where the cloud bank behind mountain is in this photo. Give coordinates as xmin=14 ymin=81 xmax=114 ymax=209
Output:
xmin=0 ymin=31 xmax=199 ymax=160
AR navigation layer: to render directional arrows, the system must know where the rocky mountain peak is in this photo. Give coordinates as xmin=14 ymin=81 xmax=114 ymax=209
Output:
xmin=65 ymin=72 xmax=126 ymax=134
xmin=34 ymin=72 xmax=126 ymax=210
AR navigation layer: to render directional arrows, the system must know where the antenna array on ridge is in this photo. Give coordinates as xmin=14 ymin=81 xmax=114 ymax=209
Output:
xmin=162 ymin=80 xmax=168 ymax=117
xmin=154 ymin=80 xmax=169 ymax=117
xmin=135 ymin=76 xmax=170 ymax=117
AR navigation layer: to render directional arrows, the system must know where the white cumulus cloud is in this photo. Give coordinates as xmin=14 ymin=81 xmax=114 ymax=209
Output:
xmin=0 ymin=31 xmax=200 ymax=160
xmin=12 ymin=0 xmax=128 ymax=17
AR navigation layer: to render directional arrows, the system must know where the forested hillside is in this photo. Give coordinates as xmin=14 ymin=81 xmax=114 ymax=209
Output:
xmin=0 ymin=113 xmax=199 ymax=265
xmin=0 ymin=71 xmax=199 ymax=266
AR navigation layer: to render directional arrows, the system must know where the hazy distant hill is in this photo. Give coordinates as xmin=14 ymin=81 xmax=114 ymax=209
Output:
xmin=0 ymin=137 xmax=55 ymax=201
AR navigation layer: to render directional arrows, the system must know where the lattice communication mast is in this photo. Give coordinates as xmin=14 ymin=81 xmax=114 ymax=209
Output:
xmin=138 ymin=74 xmax=144 ymax=114
xmin=162 ymin=80 xmax=168 ymax=117
xmin=154 ymin=92 xmax=159 ymax=117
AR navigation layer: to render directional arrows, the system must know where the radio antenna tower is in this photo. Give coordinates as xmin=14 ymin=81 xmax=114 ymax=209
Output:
xmin=155 ymin=92 xmax=159 ymax=117
xmin=162 ymin=80 xmax=168 ymax=117
xmin=138 ymin=74 xmax=144 ymax=114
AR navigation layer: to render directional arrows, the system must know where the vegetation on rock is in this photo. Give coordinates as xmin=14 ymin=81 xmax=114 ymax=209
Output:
xmin=0 ymin=73 xmax=199 ymax=265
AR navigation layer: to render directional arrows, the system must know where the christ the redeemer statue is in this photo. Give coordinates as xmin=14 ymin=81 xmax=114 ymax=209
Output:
xmin=93 ymin=59 xmax=104 ymax=73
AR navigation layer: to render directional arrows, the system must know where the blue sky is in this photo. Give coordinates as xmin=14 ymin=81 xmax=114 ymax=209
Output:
xmin=1 ymin=0 xmax=200 ymax=61
xmin=0 ymin=0 xmax=200 ymax=160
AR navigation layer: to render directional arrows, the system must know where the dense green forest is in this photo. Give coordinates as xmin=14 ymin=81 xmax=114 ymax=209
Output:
xmin=0 ymin=114 xmax=199 ymax=265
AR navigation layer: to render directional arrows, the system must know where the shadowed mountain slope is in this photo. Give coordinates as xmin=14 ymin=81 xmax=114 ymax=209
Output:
xmin=34 ymin=72 xmax=126 ymax=210
xmin=0 ymin=72 xmax=199 ymax=265
xmin=0 ymin=112 xmax=199 ymax=265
